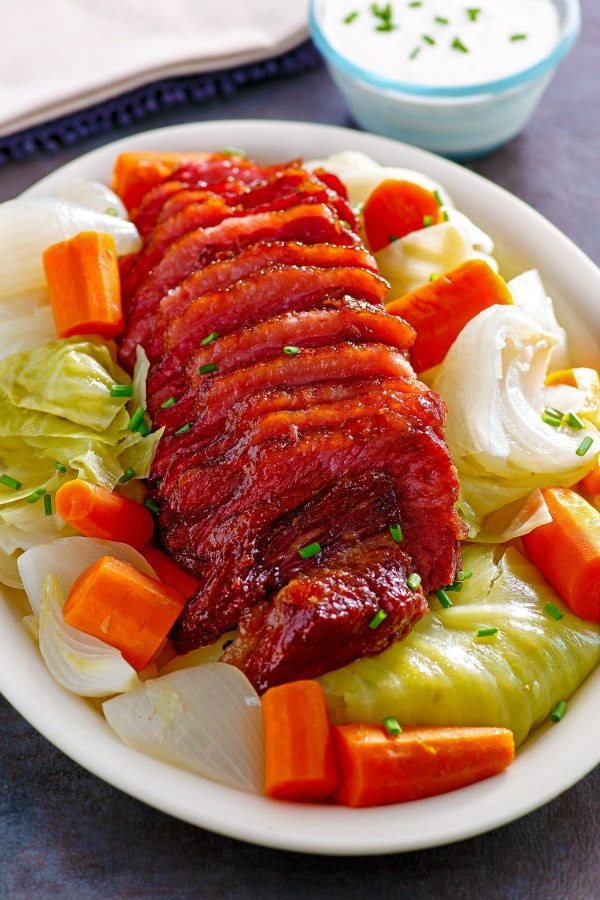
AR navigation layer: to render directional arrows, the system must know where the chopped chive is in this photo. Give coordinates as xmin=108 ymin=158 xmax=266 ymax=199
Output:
xmin=175 ymin=422 xmax=192 ymax=435
xmin=389 ymin=523 xmax=404 ymax=543
xmin=109 ymin=383 xmax=133 ymax=398
xmin=0 ymin=474 xmax=22 ymax=490
xmin=376 ymin=21 xmax=395 ymax=31
xmin=510 ymin=33 xmax=528 ymax=42
xmin=369 ymin=609 xmax=388 ymax=629
xmin=544 ymin=601 xmax=565 ymax=622
xmin=382 ymin=716 xmax=402 ymax=735
xmin=544 ymin=406 xmax=564 ymax=419
xmin=221 ymin=146 xmax=246 ymax=157
xmin=144 ymin=498 xmax=160 ymax=514
xmin=343 ymin=10 xmax=359 ymax=24
xmin=436 ymin=588 xmax=453 ymax=608
xmin=283 ymin=346 xmax=302 ymax=356
xmin=422 ymin=34 xmax=436 ymax=45
xmin=198 ymin=363 xmax=218 ymax=375
xmin=408 ymin=1 xmax=422 ymax=7
xmin=423 ymin=214 xmax=434 ymax=227
xmin=371 ymin=2 xmax=392 ymax=17
xmin=541 ymin=412 xmax=562 ymax=428
xmin=456 ymin=568 xmax=473 ymax=581
xmin=128 ymin=406 xmax=145 ymax=432
xmin=201 ymin=331 xmax=219 ymax=346
xmin=433 ymin=190 xmax=443 ymax=207
xmin=435 ymin=16 xmax=449 ymax=25
xmin=105 ymin=207 xmax=118 ymax=216
xmin=26 ymin=487 xmax=47 ymax=503
xmin=441 ymin=210 xmax=449 ymax=222
xmin=119 ymin=467 xmax=136 ymax=484
xmin=298 ymin=541 xmax=321 ymax=559
xmin=43 ymin=493 xmax=53 ymax=516
xmin=429 ymin=273 xmax=440 ymax=282
xmin=139 ymin=421 xmax=151 ymax=440
xmin=576 ymin=436 xmax=593 ymax=457
xmin=353 ymin=201 xmax=365 ymax=215
xmin=476 ymin=626 xmax=498 ymax=638
xmin=466 ymin=8 xmax=481 ymax=22
xmin=160 ymin=396 xmax=177 ymax=409
xmin=54 ymin=460 xmax=68 ymax=474
xmin=550 ymin=700 xmax=567 ymax=723
xmin=409 ymin=47 xmax=421 ymax=60
xmin=444 ymin=581 xmax=464 ymax=592
xmin=407 ymin=573 xmax=421 ymax=590
xmin=452 ymin=36 xmax=469 ymax=52
xmin=565 ymin=412 xmax=585 ymax=430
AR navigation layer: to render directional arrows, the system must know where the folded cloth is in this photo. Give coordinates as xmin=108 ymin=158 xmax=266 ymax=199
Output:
xmin=0 ymin=0 xmax=309 ymax=137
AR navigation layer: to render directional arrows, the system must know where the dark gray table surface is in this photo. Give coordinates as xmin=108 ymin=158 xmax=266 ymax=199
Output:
xmin=1 ymin=3 xmax=599 ymax=897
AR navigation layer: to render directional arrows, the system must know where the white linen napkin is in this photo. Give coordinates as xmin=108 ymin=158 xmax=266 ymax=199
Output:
xmin=0 ymin=0 xmax=309 ymax=137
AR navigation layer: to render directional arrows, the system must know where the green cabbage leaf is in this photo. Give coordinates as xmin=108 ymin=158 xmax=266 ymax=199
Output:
xmin=319 ymin=544 xmax=599 ymax=746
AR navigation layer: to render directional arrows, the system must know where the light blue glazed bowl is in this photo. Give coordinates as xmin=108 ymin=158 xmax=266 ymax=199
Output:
xmin=309 ymin=0 xmax=581 ymax=159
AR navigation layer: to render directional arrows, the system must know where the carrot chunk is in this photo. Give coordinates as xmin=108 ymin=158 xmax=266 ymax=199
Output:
xmin=141 ymin=545 xmax=200 ymax=598
xmin=43 ymin=231 xmax=123 ymax=340
xmin=63 ymin=556 xmax=185 ymax=670
xmin=386 ymin=259 xmax=513 ymax=373
xmin=522 ymin=487 xmax=600 ymax=623
xmin=263 ymin=680 xmax=338 ymax=802
xmin=112 ymin=151 xmax=212 ymax=212
xmin=362 ymin=179 xmax=442 ymax=252
xmin=55 ymin=481 xmax=154 ymax=550
xmin=333 ymin=724 xmax=515 ymax=807
xmin=580 ymin=466 xmax=600 ymax=496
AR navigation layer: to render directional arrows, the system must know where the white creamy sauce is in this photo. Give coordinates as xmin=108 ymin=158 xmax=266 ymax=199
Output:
xmin=321 ymin=1 xmax=560 ymax=86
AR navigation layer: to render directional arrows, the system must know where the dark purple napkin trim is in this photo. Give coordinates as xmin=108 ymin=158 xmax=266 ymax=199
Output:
xmin=0 ymin=41 xmax=320 ymax=167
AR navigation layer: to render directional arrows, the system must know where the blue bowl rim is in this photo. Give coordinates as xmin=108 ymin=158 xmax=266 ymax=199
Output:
xmin=309 ymin=0 xmax=581 ymax=98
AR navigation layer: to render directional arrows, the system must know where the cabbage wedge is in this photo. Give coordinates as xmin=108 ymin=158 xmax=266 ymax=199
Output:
xmin=319 ymin=544 xmax=599 ymax=746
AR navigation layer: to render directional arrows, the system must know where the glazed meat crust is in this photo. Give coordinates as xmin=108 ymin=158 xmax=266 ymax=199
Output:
xmin=117 ymin=151 xmax=465 ymax=691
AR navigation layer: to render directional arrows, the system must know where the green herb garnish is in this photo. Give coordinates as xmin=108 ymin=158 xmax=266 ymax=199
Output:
xmin=510 ymin=34 xmax=528 ymax=42
xmin=198 ymin=363 xmax=218 ymax=375
xmin=422 ymin=34 xmax=436 ymax=45
xmin=407 ymin=573 xmax=422 ymax=590
xmin=128 ymin=406 xmax=146 ymax=432
xmin=389 ymin=523 xmax=404 ymax=543
xmin=144 ymin=498 xmax=160 ymax=514
xmin=110 ymin=383 xmax=133 ymax=398
xmin=283 ymin=346 xmax=302 ymax=356
xmin=565 ymin=412 xmax=585 ymax=430
xmin=423 ymin=214 xmax=434 ymax=227
xmin=576 ymin=436 xmax=593 ymax=457
xmin=54 ymin=460 xmax=68 ymax=474
xmin=0 ymin=474 xmax=22 ymax=491
xmin=476 ymin=626 xmax=498 ymax=638
xmin=119 ymin=468 xmax=136 ymax=484
xmin=436 ymin=588 xmax=453 ymax=608
xmin=544 ymin=602 xmax=565 ymax=622
xmin=466 ymin=8 xmax=481 ymax=22
xmin=174 ymin=423 xmax=192 ymax=435
xmin=343 ymin=11 xmax=359 ymax=24
xmin=435 ymin=16 xmax=449 ymax=25
xmin=369 ymin=609 xmax=388 ymax=629
xmin=550 ymin=700 xmax=567 ymax=723
xmin=160 ymin=396 xmax=177 ymax=409
xmin=382 ymin=716 xmax=402 ymax=735
xmin=44 ymin=493 xmax=53 ymax=516
xmin=201 ymin=331 xmax=219 ymax=346
xmin=298 ymin=541 xmax=321 ymax=559
xmin=452 ymin=36 xmax=469 ymax=52
xmin=26 ymin=487 xmax=47 ymax=504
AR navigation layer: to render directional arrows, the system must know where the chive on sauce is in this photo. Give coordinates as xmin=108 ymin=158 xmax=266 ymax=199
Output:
xmin=325 ymin=1 xmax=559 ymax=87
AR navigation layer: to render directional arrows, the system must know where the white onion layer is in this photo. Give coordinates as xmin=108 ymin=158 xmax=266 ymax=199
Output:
xmin=0 ymin=197 xmax=141 ymax=299
xmin=50 ymin=180 xmax=128 ymax=219
xmin=103 ymin=664 xmax=264 ymax=793
xmin=433 ymin=306 xmax=599 ymax=518
xmin=38 ymin=572 xmax=139 ymax=697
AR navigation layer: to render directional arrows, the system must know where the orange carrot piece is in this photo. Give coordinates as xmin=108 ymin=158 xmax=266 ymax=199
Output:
xmin=112 ymin=151 xmax=213 ymax=212
xmin=333 ymin=724 xmax=515 ymax=808
xmin=386 ymin=259 xmax=513 ymax=374
xmin=42 ymin=231 xmax=123 ymax=339
xmin=522 ymin=487 xmax=600 ymax=623
xmin=362 ymin=179 xmax=442 ymax=252
xmin=55 ymin=481 xmax=154 ymax=550
xmin=580 ymin=466 xmax=600 ymax=496
xmin=63 ymin=556 xmax=185 ymax=670
xmin=263 ymin=680 xmax=338 ymax=802
xmin=141 ymin=545 xmax=200 ymax=598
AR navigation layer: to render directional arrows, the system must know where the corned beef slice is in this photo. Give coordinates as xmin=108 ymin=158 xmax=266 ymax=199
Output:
xmin=146 ymin=302 xmax=415 ymax=420
xmin=117 ymin=153 xmax=464 ymax=689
